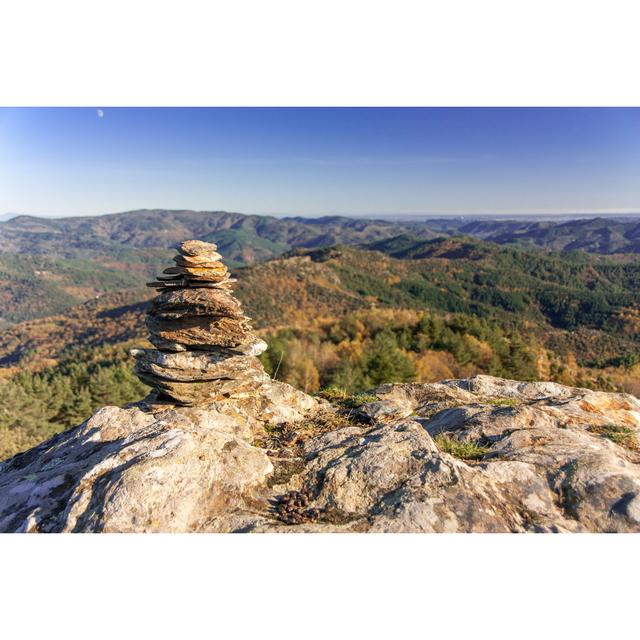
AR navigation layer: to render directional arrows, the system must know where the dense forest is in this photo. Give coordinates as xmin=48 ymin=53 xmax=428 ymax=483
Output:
xmin=1 ymin=233 xmax=639 ymax=460
xmin=0 ymin=343 xmax=148 ymax=459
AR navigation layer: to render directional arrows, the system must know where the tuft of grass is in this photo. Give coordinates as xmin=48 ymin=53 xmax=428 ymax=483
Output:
xmin=254 ymin=409 xmax=358 ymax=450
xmin=434 ymin=433 xmax=490 ymax=461
xmin=317 ymin=387 xmax=378 ymax=409
xmin=589 ymin=424 xmax=639 ymax=451
xmin=484 ymin=398 xmax=519 ymax=407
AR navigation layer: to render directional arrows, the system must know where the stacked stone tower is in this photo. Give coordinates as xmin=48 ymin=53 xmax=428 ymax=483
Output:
xmin=132 ymin=240 xmax=269 ymax=405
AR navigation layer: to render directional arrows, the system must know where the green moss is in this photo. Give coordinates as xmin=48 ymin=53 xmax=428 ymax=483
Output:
xmin=589 ymin=424 xmax=638 ymax=450
xmin=484 ymin=398 xmax=519 ymax=407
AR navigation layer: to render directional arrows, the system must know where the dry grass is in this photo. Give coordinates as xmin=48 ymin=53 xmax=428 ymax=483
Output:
xmin=254 ymin=408 xmax=358 ymax=451
xmin=316 ymin=387 xmax=378 ymax=409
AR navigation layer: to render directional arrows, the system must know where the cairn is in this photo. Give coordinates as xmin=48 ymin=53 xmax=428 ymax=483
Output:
xmin=132 ymin=240 xmax=269 ymax=405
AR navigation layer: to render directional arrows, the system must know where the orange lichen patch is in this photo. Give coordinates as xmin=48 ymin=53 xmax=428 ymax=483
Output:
xmin=578 ymin=400 xmax=600 ymax=413
xmin=602 ymin=412 xmax=640 ymax=428
xmin=540 ymin=403 xmax=640 ymax=431
xmin=579 ymin=397 xmax=635 ymax=413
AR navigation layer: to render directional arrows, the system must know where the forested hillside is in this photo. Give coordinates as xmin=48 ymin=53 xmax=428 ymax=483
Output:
xmin=446 ymin=216 xmax=640 ymax=253
xmin=0 ymin=210 xmax=414 ymax=323
xmin=1 ymin=236 xmax=639 ymax=459
xmin=2 ymin=210 xmax=640 ymax=325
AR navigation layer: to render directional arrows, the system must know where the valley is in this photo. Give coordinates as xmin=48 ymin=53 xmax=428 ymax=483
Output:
xmin=1 ymin=216 xmax=639 ymax=459
xmin=2 ymin=209 xmax=640 ymax=325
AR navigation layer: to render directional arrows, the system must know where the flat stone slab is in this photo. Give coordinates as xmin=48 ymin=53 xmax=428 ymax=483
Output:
xmin=146 ymin=314 xmax=254 ymax=348
xmin=136 ymin=371 xmax=269 ymax=405
xmin=150 ymin=287 xmax=245 ymax=318
xmin=179 ymin=239 xmax=219 ymax=256
xmin=133 ymin=348 xmax=266 ymax=382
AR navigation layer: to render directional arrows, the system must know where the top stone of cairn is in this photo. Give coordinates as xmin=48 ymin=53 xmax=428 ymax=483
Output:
xmin=179 ymin=239 xmax=219 ymax=257
xmin=146 ymin=240 xmax=235 ymax=290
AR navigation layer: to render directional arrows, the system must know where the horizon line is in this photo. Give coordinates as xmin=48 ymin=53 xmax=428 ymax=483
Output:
xmin=3 ymin=207 xmax=640 ymax=221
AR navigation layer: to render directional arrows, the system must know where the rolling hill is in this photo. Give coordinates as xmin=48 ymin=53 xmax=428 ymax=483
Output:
xmin=447 ymin=217 xmax=640 ymax=253
xmin=2 ymin=237 xmax=639 ymax=374
xmin=2 ymin=235 xmax=640 ymax=458
xmin=2 ymin=209 xmax=640 ymax=326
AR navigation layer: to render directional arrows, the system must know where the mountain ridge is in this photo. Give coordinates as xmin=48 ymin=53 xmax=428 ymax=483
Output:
xmin=3 ymin=209 xmax=640 ymax=256
xmin=3 ymin=209 xmax=640 ymax=327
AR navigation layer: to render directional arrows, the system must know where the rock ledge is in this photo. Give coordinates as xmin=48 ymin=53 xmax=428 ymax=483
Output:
xmin=1 ymin=375 xmax=640 ymax=533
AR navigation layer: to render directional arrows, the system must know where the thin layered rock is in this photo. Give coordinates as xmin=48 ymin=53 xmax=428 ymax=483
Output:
xmin=146 ymin=314 xmax=255 ymax=350
xmin=133 ymin=239 xmax=269 ymax=405
xmin=132 ymin=349 xmax=267 ymax=382
xmin=150 ymin=288 xmax=244 ymax=318
xmin=146 ymin=239 xmax=237 ymax=290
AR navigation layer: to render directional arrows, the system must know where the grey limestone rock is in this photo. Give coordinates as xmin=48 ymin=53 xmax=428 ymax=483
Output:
xmin=2 ymin=375 xmax=640 ymax=532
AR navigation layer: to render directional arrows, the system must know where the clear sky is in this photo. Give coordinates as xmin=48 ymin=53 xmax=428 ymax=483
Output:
xmin=1 ymin=107 xmax=639 ymax=217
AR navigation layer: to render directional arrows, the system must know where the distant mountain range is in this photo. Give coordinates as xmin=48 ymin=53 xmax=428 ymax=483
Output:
xmin=0 ymin=209 xmax=418 ymax=261
xmin=2 ymin=209 xmax=640 ymax=327
xmin=2 ymin=209 xmax=640 ymax=258
xmin=434 ymin=217 xmax=640 ymax=253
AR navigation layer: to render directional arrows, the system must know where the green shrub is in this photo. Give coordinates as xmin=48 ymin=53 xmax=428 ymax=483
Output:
xmin=434 ymin=433 xmax=490 ymax=461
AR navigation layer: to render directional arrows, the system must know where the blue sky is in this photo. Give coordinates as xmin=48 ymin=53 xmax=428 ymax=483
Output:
xmin=1 ymin=107 xmax=639 ymax=217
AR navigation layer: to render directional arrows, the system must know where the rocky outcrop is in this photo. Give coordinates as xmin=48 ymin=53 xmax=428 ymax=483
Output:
xmin=2 ymin=375 xmax=640 ymax=533
xmin=0 ymin=378 xmax=316 ymax=532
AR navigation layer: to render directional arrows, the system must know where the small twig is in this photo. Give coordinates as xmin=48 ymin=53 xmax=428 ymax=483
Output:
xmin=273 ymin=349 xmax=284 ymax=380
